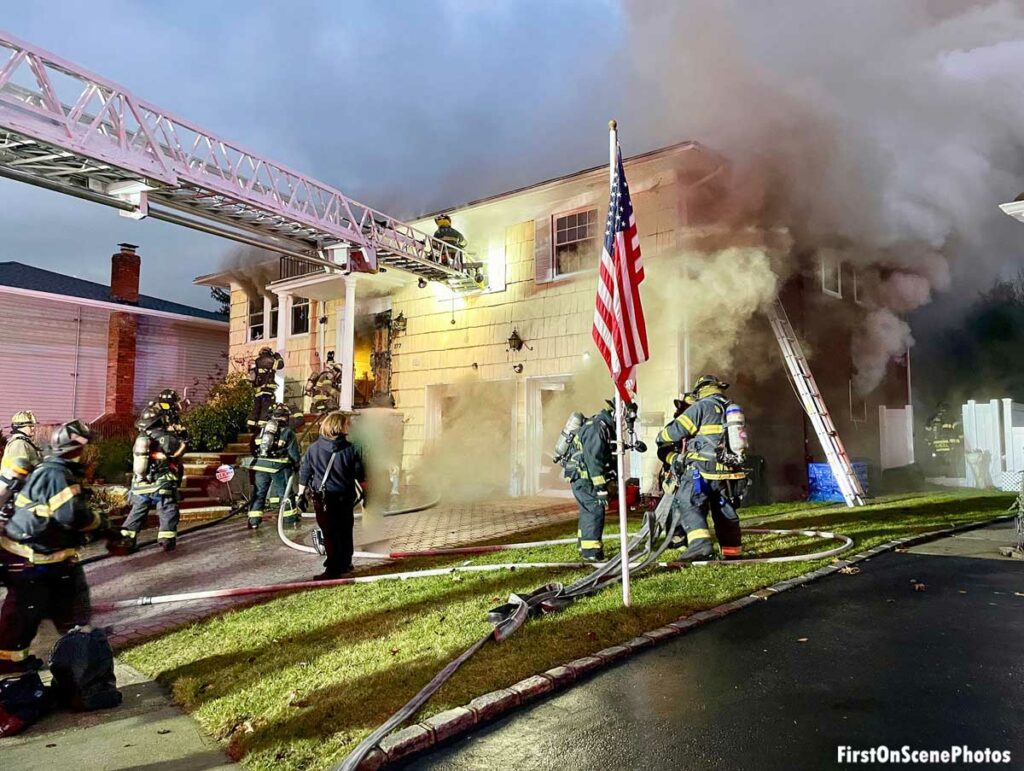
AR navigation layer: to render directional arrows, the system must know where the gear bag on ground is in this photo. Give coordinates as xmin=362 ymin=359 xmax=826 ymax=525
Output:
xmin=48 ymin=626 xmax=122 ymax=711
xmin=0 ymin=671 xmax=53 ymax=736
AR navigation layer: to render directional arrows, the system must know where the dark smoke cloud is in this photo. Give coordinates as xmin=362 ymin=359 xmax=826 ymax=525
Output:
xmin=621 ymin=0 xmax=1024 ymax=391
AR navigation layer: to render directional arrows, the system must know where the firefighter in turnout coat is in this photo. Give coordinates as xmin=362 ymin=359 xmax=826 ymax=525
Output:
xmin=116 ymin=415 xmax=187 ymax=553
xmin=248 ymin=346 xmax=285 ymax=436
xmin=0 ymin=411 xmax=42 ymax=519
xmin=304 ymin=352 xmax=344 ymax=415
xmin=247 ymin=404 xmax=301 ymax=529
xmin=0 ymin=420 xmax=98 ymax=676
xmin=656 ymin=375 xmax=747 ymax=561
xmin=563 ymin=401 xmax=616 ymax=562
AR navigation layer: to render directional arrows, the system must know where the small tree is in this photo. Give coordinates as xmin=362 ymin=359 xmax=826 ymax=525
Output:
xmin=210 ymin=286 xmax=231 ymax=316
xmin=182 ymin=372 xmax=255 ymax=451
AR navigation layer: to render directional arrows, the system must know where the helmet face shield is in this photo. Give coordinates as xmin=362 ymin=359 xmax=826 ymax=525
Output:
xmin=50 ymin=419 xmax=92 ymax=457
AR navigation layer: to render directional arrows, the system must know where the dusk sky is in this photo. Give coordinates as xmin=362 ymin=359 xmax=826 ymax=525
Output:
xmin=0 ymin=1 xmax=626 ymax=308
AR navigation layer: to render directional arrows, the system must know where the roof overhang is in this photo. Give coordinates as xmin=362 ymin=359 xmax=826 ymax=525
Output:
xmin=999 ymin=200 xmax=1024 ymax=223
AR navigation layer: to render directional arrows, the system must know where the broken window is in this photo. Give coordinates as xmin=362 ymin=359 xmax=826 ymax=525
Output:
xmin=553 ymin=208 xmax=600 ymax=276
xmin=291 ymin=296 xmax=310 ymax=335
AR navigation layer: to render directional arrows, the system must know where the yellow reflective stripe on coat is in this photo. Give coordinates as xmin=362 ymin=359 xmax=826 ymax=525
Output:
xmin=48 ymin=484 xmax=80 ymax=511
xmin=0 ymin=648 xmax=30 ymax=661
xmin=676 ymin=414 xmax=697 ymax=434
xmin=1 ymin=536 xmax=77 ymax=563
xmin=591 ymin=474 xmax=606 ymax=486
xmin=697 ymin=424 xmax=724 ymax=435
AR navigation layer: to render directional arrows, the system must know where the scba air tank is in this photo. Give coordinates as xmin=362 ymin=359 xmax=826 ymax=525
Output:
xmin=725 ymin=403 xmax=748 ymax=457
xmin=553 ymin=412 xmax=585 ymax=462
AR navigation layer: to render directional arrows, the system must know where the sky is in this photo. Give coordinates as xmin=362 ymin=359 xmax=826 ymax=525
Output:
xmin=2 ymin=0 xmax=1023 ymax=329
xmin=0 ymin=1 xmax=626 ymax=309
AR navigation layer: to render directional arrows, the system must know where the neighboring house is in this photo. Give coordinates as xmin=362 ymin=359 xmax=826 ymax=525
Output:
xmin=0 ymin=244 xmax=228 ymax=430
xmin=196 ymin=141 xmax=911 ymax=500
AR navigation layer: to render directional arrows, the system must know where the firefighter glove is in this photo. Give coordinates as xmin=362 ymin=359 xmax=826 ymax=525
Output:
xmin=595 ymin=484 xmax=609 ymax=502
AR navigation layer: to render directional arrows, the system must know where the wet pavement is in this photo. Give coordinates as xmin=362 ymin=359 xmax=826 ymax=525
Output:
xmin=413 ymin=530 xmax=1024 ymax=770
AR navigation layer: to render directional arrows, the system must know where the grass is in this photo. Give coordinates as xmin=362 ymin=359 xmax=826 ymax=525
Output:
xmin=120 ymin=490 xmax=1012 ymax=770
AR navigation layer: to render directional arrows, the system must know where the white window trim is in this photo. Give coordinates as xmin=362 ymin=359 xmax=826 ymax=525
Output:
xmin=289 ymin=296 xmax=311 ymax=337
xmin=820 ymin=254 xmax=842 ymax=298
xmin=852 ymin=267 xmax=863 ymax=305
xmin=552 ymin=207 xmax=601 ymax=279
xmin=247 ymin=296 xmax=265 ymax=342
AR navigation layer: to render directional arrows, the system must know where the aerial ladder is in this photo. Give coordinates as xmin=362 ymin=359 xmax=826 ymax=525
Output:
xmin=768 ymin=298 xmax=866 ymax=507
xmin=0 ymin=30 xmax=482 ymax=291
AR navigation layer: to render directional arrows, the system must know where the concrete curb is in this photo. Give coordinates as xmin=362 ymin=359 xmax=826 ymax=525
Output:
xmin=354 ymin=513 xmax=1015 ymax=769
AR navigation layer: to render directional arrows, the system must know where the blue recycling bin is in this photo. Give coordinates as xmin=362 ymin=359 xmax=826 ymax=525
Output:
xmin=807 ymin=462 xmax=869 ymax=502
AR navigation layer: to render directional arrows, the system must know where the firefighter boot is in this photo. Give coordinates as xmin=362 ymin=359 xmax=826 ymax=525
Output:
xmin=159 ymin=535 xmax=177 ymax=553
xmin=247 ymin=515 xmax=262 ymax=530
xmin=110 ymin=531 xmax=138 ymax=555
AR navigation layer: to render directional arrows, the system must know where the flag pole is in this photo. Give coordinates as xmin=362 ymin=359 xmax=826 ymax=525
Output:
xmin=609 ymin=118 xmax=631 ymax=607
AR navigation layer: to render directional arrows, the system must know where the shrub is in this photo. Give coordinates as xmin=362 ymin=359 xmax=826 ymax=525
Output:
xmin=182 ymin=373 xmax=255 ymax=452
xmin=82 ymin=436 xmax=134 ymax=484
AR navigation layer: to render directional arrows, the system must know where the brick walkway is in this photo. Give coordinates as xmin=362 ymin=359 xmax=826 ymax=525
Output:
xmin=65 ymin=496 xmax=576 ymax=650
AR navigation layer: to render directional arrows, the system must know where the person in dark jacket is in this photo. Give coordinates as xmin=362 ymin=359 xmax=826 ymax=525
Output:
xmin=562 ymin=401 xmax=616 ymax=561
xmin=298 ymin=411 xmax=366 ymax=580
xmin=0 ymin=420 xmax=99 ymax=675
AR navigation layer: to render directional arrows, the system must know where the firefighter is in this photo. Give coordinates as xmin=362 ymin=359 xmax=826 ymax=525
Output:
xmin=304 ymin=351 xmax=344 ymax=415
xmin=0 ymin=411 xmax=42 ymax=518
xmin=247 ymin=403 xmax=301 ymax=529
xmin=248 ymin=346 xmax=285 ymax=439
xmin=114 ymin=411 xmax=187 ymax=553
xmin=432 ymin=214 xmax=467 ymax=270
xmin=562 ymin=400 xmax=616 ymax=562
xmin=656 ymin=375 xmax=747 ymax=561
xmin=925 ymin=402 xmax=963 ymax=476
xmin=0 ymin=420 xmax=99 ymax=676
xmin=137 ymin=389 xmax=188 ymax=440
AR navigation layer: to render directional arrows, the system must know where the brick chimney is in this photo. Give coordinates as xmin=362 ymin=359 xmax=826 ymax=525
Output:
xmin=105 ymin=243 xmax=140 ymax=419
xmin=111 ymin=242 xmax=140 ymax=304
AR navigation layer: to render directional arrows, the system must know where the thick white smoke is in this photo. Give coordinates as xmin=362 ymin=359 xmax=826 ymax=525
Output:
xmin=623 ymin=0 xmax=1024 ymax=392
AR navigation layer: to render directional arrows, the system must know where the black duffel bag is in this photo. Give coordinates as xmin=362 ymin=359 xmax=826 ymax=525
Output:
xmin=49 ymin=626 xmax=122 ymax=711
xmin=0 ymin=672 xmax=53 ymax=736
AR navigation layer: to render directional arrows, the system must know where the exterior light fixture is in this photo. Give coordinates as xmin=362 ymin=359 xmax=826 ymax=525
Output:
xmin=418 ymin=277 xmax=428 ymax=289
xmin=512 ymin=363 xmax=524 ymax=374
xmin=392 ymin=312 xmax=407 ymax=334
xmin=506 ymin=328 xmax=531 ymax=353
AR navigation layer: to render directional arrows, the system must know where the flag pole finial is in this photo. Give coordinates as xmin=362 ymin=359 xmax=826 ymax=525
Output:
xmin=608 ymin=119 xmax=617 ymax=130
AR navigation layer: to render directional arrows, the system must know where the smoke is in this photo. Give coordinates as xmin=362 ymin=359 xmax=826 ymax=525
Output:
xmin=216 ymin=246 xmax=280 ymax=303
xmin=623 ymin=0 xmax=1024 ymax=392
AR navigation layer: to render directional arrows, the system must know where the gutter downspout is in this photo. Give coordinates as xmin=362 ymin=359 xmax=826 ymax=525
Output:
xmin=71 ymin=306 xmax=82 ymax=415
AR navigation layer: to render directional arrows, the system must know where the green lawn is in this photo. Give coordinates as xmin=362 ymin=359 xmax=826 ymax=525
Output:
xmin=121 ymin=491 xmax=1012 ymax=770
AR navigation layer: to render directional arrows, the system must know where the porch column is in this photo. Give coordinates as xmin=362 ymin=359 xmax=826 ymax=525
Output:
xmin=275 ymin=290 xmax=292 ymax=402
xmin=339 ymin=275 xmax=357 ymax=411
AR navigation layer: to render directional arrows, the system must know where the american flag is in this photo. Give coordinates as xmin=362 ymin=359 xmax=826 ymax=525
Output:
xmin=592 ymin=144 xmax=648 ymax=401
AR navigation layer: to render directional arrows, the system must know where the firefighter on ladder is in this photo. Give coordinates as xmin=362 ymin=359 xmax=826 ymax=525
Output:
xmin=247 ymin=403 xmax=301 ymax=530
xmin=114 ymin=412 xmax=187 ymax=553
xmin=0 ymin=420 xmax=98 ymax=676
xmin=248 ymin=346 xmax=285 ymax=444
xmin=0 ymin=411 xmax=42 ymax=522
xmin=562 ymin=400 xmax=616 ymax=562
xmin=925 ymin=402 xmax=963 ymax=476
xmin=656 ymin=375 xmax=748 ymax=562
xmin=304 ymin=351 xmax=344 ymax=416
xmin=432 ymin=214 xmax=467 ymax=270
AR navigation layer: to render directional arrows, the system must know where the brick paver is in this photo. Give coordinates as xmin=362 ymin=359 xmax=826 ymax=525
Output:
xmin=55 ymin=496 xmax=575 ymax=649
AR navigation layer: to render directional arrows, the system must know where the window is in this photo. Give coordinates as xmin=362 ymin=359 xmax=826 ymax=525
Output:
xmin=553 ymin=208 xmax=600 ymax=276
xmin=820 ymin=251 xmax=842 ymax=298
xmin=247 ymin=297 xmax=264 ymax=342
xmin=291 ymin=296 xmax=310 ymax=335
xmin=269 ymin=297 xmax=279 ymax=338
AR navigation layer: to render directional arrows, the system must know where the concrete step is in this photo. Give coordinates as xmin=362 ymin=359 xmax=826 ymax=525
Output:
xmin=180 ymin=505 xmax=232 ymax=523
xmin=225 ymin=443 xmax=250 ymax=454
xmin=183 ymin=462 xmax=217 ymax=476
xmin=183 ymin=452 xmax=242 ymax=464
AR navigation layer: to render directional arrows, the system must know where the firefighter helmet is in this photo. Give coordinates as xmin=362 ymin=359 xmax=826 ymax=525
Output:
xmin=434 ymin=213 xmax=452 ymax=227
xmin=50 ymin=420 xmax=92 ymax=457
xmin=258 ymin=346 xmax=273 ymax=356
xmin=157 ymin=388 xmax=180 ymax=410
xmin=693 ymin=374 xmax=729 ymax=398
xmin=11 ymin=410 xmax=37 ymax=429
xmin=271 ymin=403 xmax=292 ymax=421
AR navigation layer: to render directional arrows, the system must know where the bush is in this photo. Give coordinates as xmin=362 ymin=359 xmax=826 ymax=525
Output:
xmin=82 ymin=436 xmax=133 ymax=484
xmin=182 ymin=373 xmax=255 ymax=452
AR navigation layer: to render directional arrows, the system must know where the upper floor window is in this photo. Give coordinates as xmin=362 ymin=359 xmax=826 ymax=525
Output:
xmin=291 ymin=296 xmax=310 ymax=335
xmin=247 ymin=297 xmax=265 ymax=342
xmin=553 ymin=208 xmax=600 ymax=276
xmin=820 ymin=251 xmax=842 ymax=298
